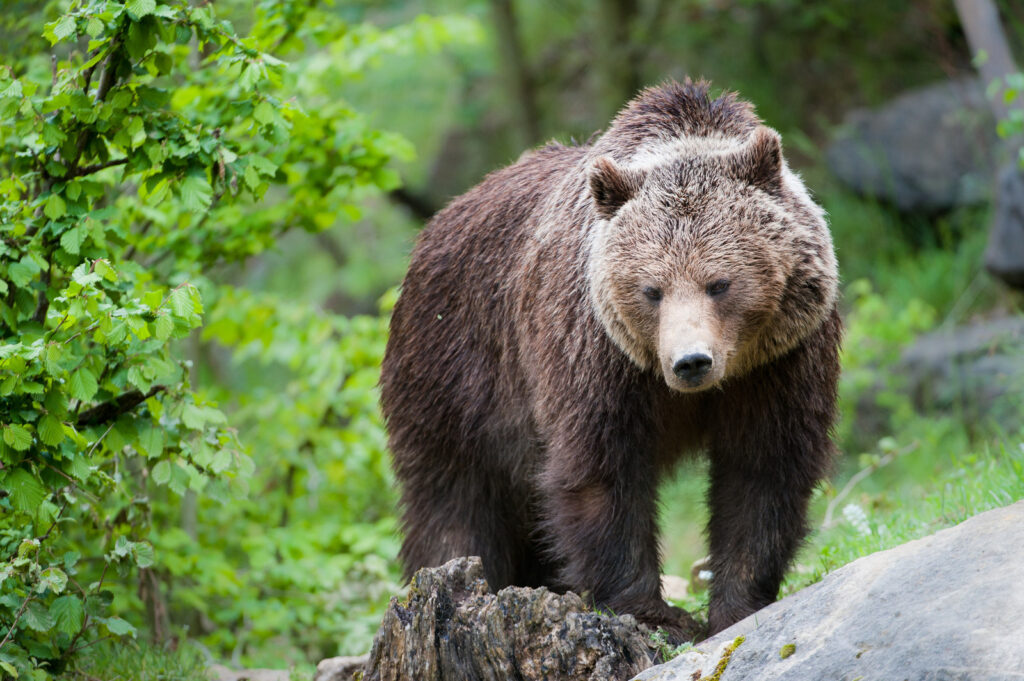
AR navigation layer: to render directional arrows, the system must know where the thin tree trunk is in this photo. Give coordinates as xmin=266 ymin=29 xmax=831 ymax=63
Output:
xmin=953 ymin=0 xmax=1019 ymax=122
xmin=490 ymin=0 xmax=542 ymax=145
xmin=953 ymin=0 xmax=1024 ymax=288
xmin=596 ymin=0 xmax=642 ymax=119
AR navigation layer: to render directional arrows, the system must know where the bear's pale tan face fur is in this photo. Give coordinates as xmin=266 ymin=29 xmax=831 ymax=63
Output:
xmin=587 ymin=127 xmax=836 ymax=392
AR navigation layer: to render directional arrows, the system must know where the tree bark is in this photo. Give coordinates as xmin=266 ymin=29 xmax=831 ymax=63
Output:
xmin=953 ymin=0 xmax=1019 ymax=122
xmin=953 ymin=0 xmax=1024 ymax=289
xmin=361 ymin=557 xmax=662 ymax=681
xmin=596 ymin=0 xmax=643 ymax=119
xmin=489 ymin=0 xmax=542 ymax=146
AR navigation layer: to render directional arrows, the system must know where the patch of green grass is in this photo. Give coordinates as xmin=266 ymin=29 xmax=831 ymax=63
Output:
xmin=65 ymin=641 xmax=210 ymax=681
xmin=648 ymin=629 xmax=696 ymax=663
xmin=791 ymin=438 xmax=1024 ymax=593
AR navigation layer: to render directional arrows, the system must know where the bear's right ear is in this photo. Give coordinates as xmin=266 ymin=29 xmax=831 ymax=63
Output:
xmin=589 ymin=157 xmax=645 ymax=219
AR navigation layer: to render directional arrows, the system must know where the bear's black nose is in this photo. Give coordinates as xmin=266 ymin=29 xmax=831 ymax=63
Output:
xmin=673 ymin=353 xmax=712 ymax=383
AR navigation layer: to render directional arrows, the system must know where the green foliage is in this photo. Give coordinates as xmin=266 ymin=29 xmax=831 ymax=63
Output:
xmin=154 ymin=287 xmax=402 ymax=661
xmin=991 ymin=70 xmax=1024 ymax=166
xmin=66 ymin=640 xmax=208 ymax=680
xmin=648 ymin=628 xmax=694 ymax=663
xmin=836 ymin=279 xmax=937 ymax=451
xmin=0 ymin=0 xmax=474 ymax=675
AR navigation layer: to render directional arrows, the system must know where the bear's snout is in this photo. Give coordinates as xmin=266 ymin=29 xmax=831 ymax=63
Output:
xmin=672 ymin=352 xmax=713 ymax=385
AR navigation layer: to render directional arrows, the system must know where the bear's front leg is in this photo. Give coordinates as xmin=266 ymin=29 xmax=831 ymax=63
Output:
xmin=538 ymin=415 xmax=701 ymax=642
xmin=704 ymin=313 xmax=840 ymax=635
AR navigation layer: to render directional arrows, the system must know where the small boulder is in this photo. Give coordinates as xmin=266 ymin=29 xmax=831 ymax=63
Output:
xmin=208 ymin=666 xmax=291 ymax=681
xmin=826 ymin=78 xmax=999 ymax=212
xmin=660 ymin=575 xmax=689 ymax=602
xmin=985 ymin=163 xmax=1024 ymax=289
xmin=900 ymin=316 xmax=1024 ymax=431
xmin=313 ymin=655 xmax=370 ymax=681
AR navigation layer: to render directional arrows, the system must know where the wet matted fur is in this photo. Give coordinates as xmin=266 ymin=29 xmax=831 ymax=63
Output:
xmin=380 ymin=79 xmax=841 ymax=639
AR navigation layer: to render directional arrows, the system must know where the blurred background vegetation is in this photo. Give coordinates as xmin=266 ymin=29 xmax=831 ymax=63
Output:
xmin=0 ymin=0 xmax=1022 ymax=678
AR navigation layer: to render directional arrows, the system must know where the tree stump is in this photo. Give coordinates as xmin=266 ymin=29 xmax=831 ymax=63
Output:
xmin=362 ymin=557 xmax=660 ymax=681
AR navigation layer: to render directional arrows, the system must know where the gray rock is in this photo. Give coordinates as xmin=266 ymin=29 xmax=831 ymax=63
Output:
xmin=314 ymin=655 xmax=369 ymax=681
xmin=900 ymin=317 xmax=1024 ymax=430
xmin=632 ymin=501 xmax=1024 ymax=681
xmin=826 ymin=78 xmax=999 ymax=212
xmin=362 ymin=556 xmax=660 ymax=681
xmin=985 ymin=163 xmax=1024 ymax=289
xmin=207 ymin=665 xmax=291 ymax=681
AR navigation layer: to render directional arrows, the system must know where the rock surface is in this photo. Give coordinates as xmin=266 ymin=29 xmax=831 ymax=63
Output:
xmin=633 ymin=500 xmax=1024 ymax=681
xmin=826 ymin=78 xmax=999 ymax=212
xmin=208 ymin=665 xmax=291 ymax=681
xmin=313 ymin=655 xmax=370 ymax=681
xmin=362 ymin=556 xmax=660 ymax=681
xmin=986 ymin=163 xmax=1024 ymax=289
xmin=900 ymin=316 xmax=1024 ymax=430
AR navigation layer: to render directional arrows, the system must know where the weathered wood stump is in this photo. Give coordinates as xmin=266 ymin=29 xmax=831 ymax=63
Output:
xmin=361 ymin=557 xmax=660 ymax=681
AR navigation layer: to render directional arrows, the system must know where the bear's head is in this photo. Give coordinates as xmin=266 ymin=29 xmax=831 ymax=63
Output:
xmin=587 ymin=126 xmax=837 ymax=393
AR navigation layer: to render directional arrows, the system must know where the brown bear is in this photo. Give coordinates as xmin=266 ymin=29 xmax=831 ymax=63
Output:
xmin=380 ymin=79 xmax=841 ymax=639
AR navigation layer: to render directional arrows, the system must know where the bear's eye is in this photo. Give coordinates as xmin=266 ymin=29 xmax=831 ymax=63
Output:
xmin=642 ymin=286 xmax=663 ymax=303
xmin=706 ymin=279 xmax=731 ymax=297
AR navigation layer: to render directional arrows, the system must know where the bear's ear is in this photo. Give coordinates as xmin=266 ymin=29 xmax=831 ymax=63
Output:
xmin=724 ymin=126 xmax=783 ymax=192
xmin=589 ymin=157 xmax=645 ymax=219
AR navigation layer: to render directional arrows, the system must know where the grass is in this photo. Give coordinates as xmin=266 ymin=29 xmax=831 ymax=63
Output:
xmin=790 ymin=437 xmax=1024 ymax=594
xmin=64 ymin=641 xmax=210 ymax=681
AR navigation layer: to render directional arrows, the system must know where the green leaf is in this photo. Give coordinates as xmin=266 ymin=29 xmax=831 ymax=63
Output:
xmin=125 ymin=0 xmax=156 ymax=19
xmin=154 ymin=314 xmax=173 ymax=341
xmin=0 ymin=79 xmax=22 ymax=99
xmin=103 ymin=616 xmax=137 ymax=637
xmin=3 ymin=424 xmax=32 ymax=451
xmin=23 ymin=600 xmax=54 ymax=632
xmin=210 ymin=448 xmax=232 ymax=473
xmin=244 ymin=163 xmax=261 ymax=191
xmin=179 ymin=172 xmax=212 ymax=212
xmin=52 ymin=15 xmax=76 ymax=42
xmin=169 ymin=287 xmax=194 ymax=317
xmin=138 ymin=426 xmax=163 ymax=458
xmin=51 ymin=595 xmax=85 ymax=635
xmin=38 ymin=414 xmax=65 ymax=446
xmin=5 ymin=469 xmax=48 ymax=513
xmin=127 ymin=365 xmax=151 ymax=392
xmin=66 ymin=454 xmax=91 ymax=482
xmin=85 ymin=16 xmax=104 ymax=37
xmin=60 ymin=225 xmax=84 ymax=254
xmin=37 ymin=567 xmax=68 ymax=595
xmin=94 ymin=259 xmax=117 ymax=282
xmin=181 ymin=404 xmax=205 ymax=429
xmin=151 ymin=460 xmax=170 ymax=485
xmin=133 ymin=542 xmax=154 ymax=568
xmin=44 ymin=193 xmax=66 ymax=220
xmin=253 ymin=101 xmax=275 ymax=125
xmin=8 ymin=261 xmax=35 ymax=287
xmin=68 ymin=368 xmax=98 ymax=402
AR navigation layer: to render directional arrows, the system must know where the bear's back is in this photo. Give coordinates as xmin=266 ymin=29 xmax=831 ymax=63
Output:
xmin=381 ymin=142 xmax=587 ymax=456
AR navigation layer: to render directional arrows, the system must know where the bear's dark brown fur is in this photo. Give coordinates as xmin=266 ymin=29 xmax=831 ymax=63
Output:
xmin=380 ymin=79 xmax=841 ymax=639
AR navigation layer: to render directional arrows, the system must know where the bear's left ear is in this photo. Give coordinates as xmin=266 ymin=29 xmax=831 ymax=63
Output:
xmin=589 ymin=157 xmax=646 ymax=219
xmin=724 ymin=126 xmax=783 ymax=193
